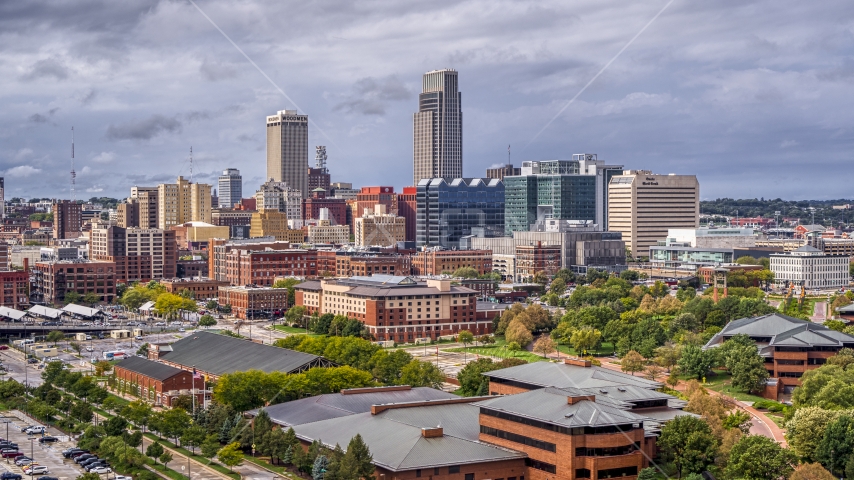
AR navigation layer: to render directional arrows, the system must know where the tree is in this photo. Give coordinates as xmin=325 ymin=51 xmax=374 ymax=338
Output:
xmin=146 ymin=442 xmax=164 ymax=465
xmin=678 ymin=344 xmax=713 ymax=380
xmin=726 ymin=435 xmax=796 ymax=480
xmin=816 ymin=415 xmax=854 ymax=475
xmin=792 ymin=364 xmax=854 ymax=410
xmin=46 ymin=330 xmax=65 ymax=346
xmin=272 ymin=278 xmax=301 ymax=306
xmin=199 ymin=314 xmax=217 ymax=328
xmin=620 ymin=350 xmax=645 ymax=376
xmin=69 ymin=341 xmax=81 ymax=354
xmin=451 ymin=267 xmax=479 ymax=278
xmin=657 ymin=415 xmax=718 ymax=478
xmin=64 ymin=291 xmax=82 ymax=304
xmin=342 ymin=434 xmax=374 ymax=480
xmin=457 ymin=330 xmax=474 ymax=361
xmin=399 ymin=361 xmax=444 ymax=389
xmin=94 ymin=361 xmax=112 ymax=376
xmin=549 ymin=278 xmax=567 ymax=295
xmin=532 ymin=336 xmax=556 ymax=358
xmin=726 ymin=345 xmax=769 ymax=393
xmin=789 ymin=463 xmax=835 ymax=480
xmin=82 ymin=292 xmax=100 ymax=305
xmin=159 ymin=451 xmax=173 ymax=469
xmin=507 ymin=341 xmax=521 ymax=357
xmin=181 ymin=425 xmax=207 ymax=454
xmin=787 ymin=407 xmax=843 ymax=462
xmin=505 ymin=320 xmax=533 ymax=347
xmin=637 ymin=467 xmax=658 ymax=480
xmin=570 ymin=326 xmax=602 ymax=355
xmin=201 ymin=435 xmax=220 ymax=464
xmin=76 ymin=473 xmax=104 ymax=480
xmin=312 ymin=454 xmax=329 ymax=480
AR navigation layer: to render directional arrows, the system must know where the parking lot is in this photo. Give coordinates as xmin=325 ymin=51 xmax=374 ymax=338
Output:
xmin=0 ymin=412 xmax=84 ymax=480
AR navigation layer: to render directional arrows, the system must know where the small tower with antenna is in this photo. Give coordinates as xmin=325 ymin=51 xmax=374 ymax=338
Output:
xmin=189 ymin=146 xmax=194 ymax=182
xmin=70 ymin=127 xmax=76 ymax=201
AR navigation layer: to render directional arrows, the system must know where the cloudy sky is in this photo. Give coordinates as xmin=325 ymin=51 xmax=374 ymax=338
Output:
xmin=2 ymin=0 xmax=854 ymax=201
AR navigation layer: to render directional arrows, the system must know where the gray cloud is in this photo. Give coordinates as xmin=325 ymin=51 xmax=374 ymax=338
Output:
xmin=106 ymin=115 xmax=182 ymax=141
xmin=333 ymin=76 xmax=411 ymax=115
xmin=20 ymin=57 xmax=70 ymax=81
xmin=199 ymin=57 xmax=238 ymax=81
xmin=28 ymin=113 xmax=49 ymax=124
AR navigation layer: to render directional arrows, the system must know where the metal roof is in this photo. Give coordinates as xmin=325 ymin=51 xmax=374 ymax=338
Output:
xmin=704 ymin=313 xmax=854 ymax=350
xmin=27 ymin=305 xmax=63 ymax=319
xmin=115 ymin=356 xmax=186 ymax=381
xmin=0 ymin=307 xmax=27 ymax=320
xmin=139 ymin=301 xmax=156 ymax=311
xmin=62 ymin=304 xmax=102 ymax=317
xmin=292 ymin=403 xmax=525 ymax=472
xmin=255 ymin=387 xmax=457 ymax=427
xmin=157 ymin=331 xmax=330 ymax=375
xmin=482 ymin=361 xmax=662 ymax=390
xmin=474 ymin=387 xmax=650 ymax=428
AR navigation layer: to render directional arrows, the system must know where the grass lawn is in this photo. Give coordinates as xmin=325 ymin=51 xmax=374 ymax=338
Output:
xmin=692 ymin=369 xmax=768 ymax=404
xmin=272 ymin=325 xmax=323 ymax=336
xmin=243 ymin=456 xmax=302 ymax=479
xmin=446 ymin=337 xmax=615 ymax=363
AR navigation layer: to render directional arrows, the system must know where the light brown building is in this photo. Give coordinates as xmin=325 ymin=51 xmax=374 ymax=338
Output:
xmin=354 ymin=205 xmax=406 ymax=247
xmin=116 ymin=201 xmax=139 ymax=228
xmin=218 ymin=285 xmax=289 ymax=319
xmin=250 ymin=210 xmax=304 ymax=243
xmin=90 ymin=226 xmax=177 ymax=283
xmin=132 ymin=187 xmax=160 ymax=229
xmin=157 ymin=176 xmax=212 ymax=229
xmin=52 ymin=200 xmax=82 ymax=240
xmin=316 ymin=250 xmax=411 ymax=277
xmin=267 ymin=110 xmax=309 ymax=199
xmin=295 ymin=275 xmax=486 ymax=342
xmin=411 ymin=249 xmax=492 ymax=276
xmin=486 ymin=163 xmax=521 ymax=180
xmin=608 ymin=171 xmax=699 ymax=257
xmin=307 ymin=220 xmax=349 ymax=244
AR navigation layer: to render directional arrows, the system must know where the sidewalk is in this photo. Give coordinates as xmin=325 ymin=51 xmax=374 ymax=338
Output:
xmin=140 ymin=434 xmax=227 ymax=480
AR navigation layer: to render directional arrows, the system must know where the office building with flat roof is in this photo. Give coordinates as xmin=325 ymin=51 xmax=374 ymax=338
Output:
xmin=608 ymin=171 xmax=699 ymax=257
xmin=416 ymin=178 xmax=504 ymax=249
xmin=413 ymin=69 xmax=462 ymax=184
xmin=217 ymin=169 xmax=242 ymax=209
xmin=267 ymin=110 xmax=308 ymax=198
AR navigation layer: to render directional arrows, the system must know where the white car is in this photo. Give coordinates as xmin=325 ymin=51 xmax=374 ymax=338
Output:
xmin=85 ymin=347 xmax=94 ymax=352
xmin=25 ymin=426 xmax=45 ymax=434
xmin=25 ymin=465 xmax=48 ymax=475
xmin=178 ymin=328 xmax=185 ymax=332
xmin=115 ymin=476 xmax=132 ymax=480
xmin=91 ymin=467 xmax=112 ymax=474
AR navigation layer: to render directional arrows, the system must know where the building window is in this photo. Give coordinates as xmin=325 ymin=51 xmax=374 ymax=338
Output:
xmin=525 ymin=458 xmax=556 ymax=474
xmin=415 ymin=469 xmax=421 ymax=477
xmin=465 ymin=475 xmax=474 ymax=480
xmin=480 ymin=426 xmax=556 ymax=452
xmin=576 ymin=469 xmax=591 ymax=479
xmin=448 ymin=466 xmax=460 ymax=474
xmin=597 ymin=467 xmax=638 ymax=478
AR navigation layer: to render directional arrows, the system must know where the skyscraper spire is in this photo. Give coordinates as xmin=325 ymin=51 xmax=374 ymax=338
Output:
xmin=70 ymin=126 xmax=76 ymax=202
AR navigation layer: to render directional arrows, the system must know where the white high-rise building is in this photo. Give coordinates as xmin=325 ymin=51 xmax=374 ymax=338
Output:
xmin=413 ymin=69 xmax=462 ymax=184
xmin=266 ymin=110 xmax=308 ymax=199
xmin=771 ymin=245 xmax=849 ymax=291
xmin=218 ymin=169 xmax=242 ymax=209
xmin=255 ymin=179 xmax=302 ymax=222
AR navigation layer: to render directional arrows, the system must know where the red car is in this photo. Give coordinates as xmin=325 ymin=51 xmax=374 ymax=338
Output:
xmin=0 ymin=346 xmax=8 ymax=350
xmin=1 ymin=452 xmax=22 ymax=458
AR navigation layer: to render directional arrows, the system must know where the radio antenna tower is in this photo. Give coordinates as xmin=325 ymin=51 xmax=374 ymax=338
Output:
xmin=70 ymin=126 xmax=76 ymax=201
xmin=189 ymin=146 xmax=193 ymax=182
xmin=315 ymin=146 xmax=327 ymax=173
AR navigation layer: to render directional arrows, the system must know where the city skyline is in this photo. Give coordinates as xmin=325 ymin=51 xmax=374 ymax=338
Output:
xmin=1 ymin=1 xmax=854 ymax=199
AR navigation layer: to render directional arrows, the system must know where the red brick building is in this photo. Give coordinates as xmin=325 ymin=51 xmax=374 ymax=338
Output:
xmin=228 ymin=249 xmax=317 ymax=286
xmin=32 ymin=260 xmax=117 ymax=305
xmin=0 ymin=270 xmax=29 ymax=310
xmin=411 ymin=249 xmax=492 ymax=276
xmin=295 ymin=275 xmax=487 ymax=342
xmin=350 ymin=186 xmax=398 ymax=229
xmin=515 ymin=242 xmax=561 ymax=282
xmin=398 ymin=186 xmax=417 ymax=242
xmin=217 ymin=285 xmax=289 ymax=319
xmin=161 ymin=278 xmax=229 ymax=301
xmin=704 ymin=313 xmax=854 ymax=399
xmin=208 ymin=239 xmax=295 ymax=284
xmin=303 ymin=189 xmax=348 ymax=227
xmin=111 ymin=356 xmax=202 ymax=407
xmin=316 ymin=250 xmax=410 ymax=277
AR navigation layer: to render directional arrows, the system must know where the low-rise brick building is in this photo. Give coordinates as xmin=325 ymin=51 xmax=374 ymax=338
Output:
xmin=161 ymin=277 xmax=228 ymax=301
xmin=316 ymin=250 xmax=411 ymax=277
xmin=0 ymin=270 xmax=29 ymax=310
xmin=295 ymin=275 xmax=486 ymax=342
xmin=411 ymin=249 xmax=492 ymax=276
xmin=515 ymin=242 xmax=561 ymax=282
xmin=218 ymin=285 xmax=289 ymax=319
xmin=229 ymin=249 xmax=317 ymax=286
xmin=704 ymin=313 xmax=854 ymax=399
xmin=31 ymin=259 xmax=117 ymax=304
xmin=111 ymin=356 xmax=202 ymax=407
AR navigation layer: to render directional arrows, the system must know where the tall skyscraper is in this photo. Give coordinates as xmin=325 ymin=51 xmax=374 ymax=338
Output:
xmin=0 ymin=177 xmax=5 ymax=221
xmin=218 ymin=169 xmax=242 ymax=209
xmin=413 ymin=69 xmax=463 ymax=184
xmin=266 ymin=110 xmax=308 ymax=199
xmin=52 ymin=200 xmax=82 ymax=240
xmin=157 ymin=176 xmax=212 ymax=229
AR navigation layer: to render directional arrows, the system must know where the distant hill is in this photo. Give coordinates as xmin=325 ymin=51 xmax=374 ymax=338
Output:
xmin=700 ymin=198 xmax=854 ymax=227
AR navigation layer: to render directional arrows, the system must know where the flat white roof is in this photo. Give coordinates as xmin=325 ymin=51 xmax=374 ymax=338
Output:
xmin=28 ymin=305 xmax=63 ymax=319
xmin=0 ymin=307 xmax=27 ymax=320
xmin=62 ymin=304 xmax=102 ymax=317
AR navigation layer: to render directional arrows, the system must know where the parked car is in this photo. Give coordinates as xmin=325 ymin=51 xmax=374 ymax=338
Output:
xmin=63 ymin=449 xmax=88 ymax=458
xmin=84 ymin=462 xmax=109 ymax=472
xmin=25 ymin=426 xmax=45 ymax=434
xmin=26 ymin=358 xmax=38 ymax=364
xmin=17 ymin=425 xmax=32 ymax=433
xmin=1 ymin=451 xmax=23 ymax=458
xmin=37 ymin=436 xmax=58 ymax=443
xmin=70 ymin=451 xmax=91 ymax=459
xmin=114 ymin=476 xmax=132 ymax=480
xmin=81 ymin=458 xmax=102 ymax=468
xmin=36 ymin=477 xmax=59 ymax=480
xmin=134 ymin=336 xmax=142 ymax=341
xmin=24 ymin=466 xmax=49 ymax=475
xmin=1 ymin=472 xmax=22 ymax=480
xmin=0 ymin=345 xmax=8 ymax=350
xmin=14 ymin=456 xmax=32 ymax=466
xmin=85 ymin=335 xmax=92 ymax=340
xmin=74 ymin=454 xmax=96 ymax=463
xmin=178 ymin=328 xmax=185 ymax=332
xmin=154 ymin=322 xmax=165 ymax=326
xmin=90 ymin=467 xmax=111 ymax=474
